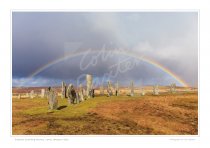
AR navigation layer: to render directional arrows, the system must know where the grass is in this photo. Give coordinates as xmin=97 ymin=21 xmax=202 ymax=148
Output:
xmin=12 ymin=92 xmax=198 ymax=135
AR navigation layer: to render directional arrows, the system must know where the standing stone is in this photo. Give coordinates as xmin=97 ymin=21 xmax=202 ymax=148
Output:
xmin=64 ymin=84 xmax=67 ymax=98
xmin=115 ymin=82 xmax=119 ymax=96
xmin=61 ymin=81 xmax=67 ymax=99
xmin=86 ymin=74 xmax=92 ymax=99
xmin=30 ymin=90 xmax=34 ymax=99
xmin=47 ymin=87 xmax=58 ymax=110
xmin=76 ymin=92 xmax=80 ymax=104
xmin=83 ymin=89 xmax=86 ymax=99
xmin=78 ymin=84 xmax=84 ymax=102
xmin=67 ymin=84 xmax=77 ymax=104
xmin=41 ymin=89 xmax=45 ymax=98
xmin=130 ymin=81 xmax=134 ymax=96
xmin=100 ymin=85 xmax=104 ymax=95
xmin=67 ymin=84 xmax=73 ymax=104
xmin=170 ymin=83 xmax=176 ymax=94
xmin=61 ymin=81 xmax=64 ymax=98
xmin=90 ymin=86 xmax=95 ymax=98
xmin=153 ymin=85 xmax=159 ymax=95
xmin=107 ymin=80 xmax=113 ymax=97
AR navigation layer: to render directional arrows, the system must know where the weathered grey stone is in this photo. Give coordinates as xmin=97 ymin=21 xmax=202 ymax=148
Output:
xmin=75 ymin=92 xmax=80 ymax=104
xmin=153 ymin=85 xmax=159 ymax=95
xmin=61 ymin=81 xmax=67 ymax=99
xmin=115 ymin=82 xmax=119 ymax=96
xmin=107 ymin=80 xmax=113 ymax=97
xmin=41 ymin=89 xmax=45 ymax=98
xmin=83 ymin=89 xmax=86 ymax=99
xmin=47 ymin=87 xmax=58 ymax=110
xmin=170 ymin=83 xmax=176 ymax=94
xmin=130 ymin=81 xmax=134 ymax=96
xmin=86 ymin=74 xmax=92 ymax=99
xmin=90 ymin=86 xmax=95 ymax=98
xmin=78 ymin=84 xmax=84 ymax=102
xmin=67 ymin=84 xmax=77 ymax=104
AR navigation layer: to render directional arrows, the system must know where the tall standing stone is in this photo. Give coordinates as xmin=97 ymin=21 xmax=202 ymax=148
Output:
xmin=90 ymin=85 xmax=95 ymax=98
xmin=61 ymin=81 xmax=67 ymax=99
xmin=64 ymin=84 xmax=67 ymax=98
xmin=67 ymin=84 xmax=77 ymax=104
xmin=107 ymin=80 xmax=113 ymax=97
xmin=78 ymin=84 xmax=84 ymax=102
xmin=67 ymin=84 xmax=72 ymax=104
xmin=130 ymin=81 xmax=134 ymax=96
xmin=86 ymin=74 xmax=92 ymax=99
xmin=41 ymin=89 xmax=45 ymax=98
xmin=170 ymin=83 xmax=176 ymax=94
xmin=83 ymin=89 xmax=86 ymax=99
xmin=115 ymin=82 xmax=119 ymax=96
xmin=47 ymin=87 xmax=58 ymax=110
xmin=76 ymin=92 xmax=80 ymax=104
xmin=153 ymin=85 xmax=159 ymax=95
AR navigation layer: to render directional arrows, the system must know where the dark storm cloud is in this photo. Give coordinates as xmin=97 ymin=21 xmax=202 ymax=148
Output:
xmin=12 ymin=12 xmax=117 ymax=77
xmin=12 ymin=12 xmax=198 ymax=87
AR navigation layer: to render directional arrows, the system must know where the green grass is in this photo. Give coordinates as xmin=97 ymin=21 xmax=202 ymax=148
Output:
xmin=20 ymin=95 xmax=143 ymax=117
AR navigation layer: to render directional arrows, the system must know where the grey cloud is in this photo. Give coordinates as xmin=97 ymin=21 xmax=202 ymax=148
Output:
xmin=12 ymin=12 xmax=198 ymax=87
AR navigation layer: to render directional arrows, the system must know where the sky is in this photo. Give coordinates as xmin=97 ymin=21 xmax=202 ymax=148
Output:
xmin=12 ymin=12 xmax=198 ymax=87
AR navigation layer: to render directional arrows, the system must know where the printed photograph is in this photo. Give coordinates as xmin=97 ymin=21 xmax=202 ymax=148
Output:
xmin=12 ymin=12 xmax=198 ymax=135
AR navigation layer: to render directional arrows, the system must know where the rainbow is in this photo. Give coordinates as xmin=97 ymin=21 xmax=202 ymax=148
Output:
xmin=28 ymin=50 xmax=189 ymax=87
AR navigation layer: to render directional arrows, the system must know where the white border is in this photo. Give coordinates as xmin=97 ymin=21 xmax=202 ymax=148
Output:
xmin=1 ymin=0 xmax=209 ymax=147
xmin=11 ymin=10 xmax=200 ymax=138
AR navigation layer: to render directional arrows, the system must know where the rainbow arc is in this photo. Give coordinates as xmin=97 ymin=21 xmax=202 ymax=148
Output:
xmin=28 ymin=51 xmax=189 ymax=87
